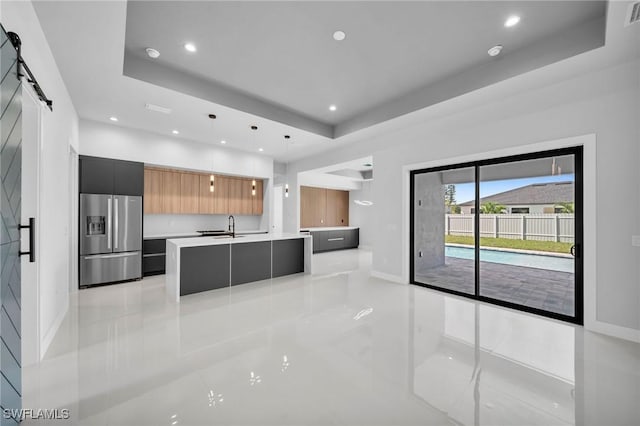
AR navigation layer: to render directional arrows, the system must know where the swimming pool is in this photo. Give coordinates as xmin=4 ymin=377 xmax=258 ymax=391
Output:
xmin=445 ymin=245 xmax=573 ymax=273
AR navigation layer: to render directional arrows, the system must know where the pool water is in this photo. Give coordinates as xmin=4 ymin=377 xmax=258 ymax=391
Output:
xmin=445 ymin=245 xmax=573 ymax=273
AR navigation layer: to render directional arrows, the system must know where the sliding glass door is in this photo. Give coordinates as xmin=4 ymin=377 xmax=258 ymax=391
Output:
xmin=410 ymin=147 xmax=583 ymax=324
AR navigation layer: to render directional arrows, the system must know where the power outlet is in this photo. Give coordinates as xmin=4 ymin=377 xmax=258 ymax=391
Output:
xmin=632 ymin=236 xmax=640 ymax=247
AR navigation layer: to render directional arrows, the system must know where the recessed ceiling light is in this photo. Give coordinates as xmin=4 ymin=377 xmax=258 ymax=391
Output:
xmin=329 ymin=105 xmax=337 ymax=111
xmin=109 ymin=116 xmax=118 ymax=122
xmin=145 ymin=47 xmax=160 ymax=59
xmin=220 ymin=140 xmax=227 ymax=144
xmin=333 ymin=30 xmax=346 ymax=41
xmin=258 ymin=148 xmax=264 ymax=152
xmin=172 ymin=130 xmax=179 ymax=135
xmin=504 ymin=15 xmax=520 ymax=28
xmin=487 ymin=45 xmax=503 ymax=57
xmin=184 ymin=42 xmax=197 ymax=53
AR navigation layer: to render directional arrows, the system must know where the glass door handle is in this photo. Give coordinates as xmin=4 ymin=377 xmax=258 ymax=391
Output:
xmin=570 ymin=245 xmax=576 ymax=257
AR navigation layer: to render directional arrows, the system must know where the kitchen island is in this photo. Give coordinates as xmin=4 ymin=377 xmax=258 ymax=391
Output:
xmin=165 ymin=233 xmax=312 ymax=302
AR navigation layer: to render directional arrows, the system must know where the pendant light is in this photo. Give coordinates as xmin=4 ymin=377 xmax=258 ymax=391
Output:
xmin=284 ymin=135 xmax=290 ymax=198
xmin=250 ymin=125 xmax=258 ymax=197
xmin=209 ymin=113 xmax=217 ymax=192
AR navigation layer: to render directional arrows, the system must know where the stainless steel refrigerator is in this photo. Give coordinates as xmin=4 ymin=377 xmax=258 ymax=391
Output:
xmin=79 ymin=193 xmax=142 ymax=286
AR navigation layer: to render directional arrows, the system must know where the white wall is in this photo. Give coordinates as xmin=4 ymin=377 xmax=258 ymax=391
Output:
xmin=3 ymin=0 xmax=80 ymax=361
xmin=284 ymin=57 xmax=640 ymax=338
xmin=144 ymin=214 xmax=262 ymax=237
xmin=298 ymin=171 xmax=362 ymax=191
xmin=79 ymin=119 xmax=272 ymax=178
xmin=79 ymin=119 xmax=275 ymax=233
xmin=349 ymin=180 xmax=374 ymax=248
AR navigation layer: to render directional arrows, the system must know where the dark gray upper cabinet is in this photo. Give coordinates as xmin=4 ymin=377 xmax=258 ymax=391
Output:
xmin=79 ymin=156 xmax=114 ymax=194
xmin=114 ymin=160 xmax=144 ymax=195
xmin=80 ymin=155 xmax=144 ymax=196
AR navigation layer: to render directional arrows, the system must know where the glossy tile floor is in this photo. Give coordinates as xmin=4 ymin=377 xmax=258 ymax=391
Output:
xmin=24 ymin=249 xmax=640 ymax=425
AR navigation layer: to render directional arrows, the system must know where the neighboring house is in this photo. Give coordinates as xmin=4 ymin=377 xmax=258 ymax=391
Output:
xmin=458 ymin=181 xmax=574 ymax=214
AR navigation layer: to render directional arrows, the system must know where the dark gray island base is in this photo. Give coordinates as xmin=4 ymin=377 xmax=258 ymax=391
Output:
xmin=166 ymin=234 xmax=312 ymax=301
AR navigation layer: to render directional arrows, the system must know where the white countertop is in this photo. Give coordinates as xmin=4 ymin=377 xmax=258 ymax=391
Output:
xmin=144 ymin=232 xmax=201 ymax=239
xmin=167 ymin=232 xmax=310 ymax=248
xmin=300 ymin=226 xmax=359 ymax=232
xmin=144 ymin=230 xmax=268 ymax=239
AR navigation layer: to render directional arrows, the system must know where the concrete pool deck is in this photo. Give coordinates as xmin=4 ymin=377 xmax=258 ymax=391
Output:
xmin=415 ymin=256 xmax=575 ymax=317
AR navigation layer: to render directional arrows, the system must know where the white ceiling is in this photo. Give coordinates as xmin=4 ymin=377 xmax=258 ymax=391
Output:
xmin=124 ymin=0 xmax=605 ymax=133
xmin=32 ymin=1 xmax=607 ymax=162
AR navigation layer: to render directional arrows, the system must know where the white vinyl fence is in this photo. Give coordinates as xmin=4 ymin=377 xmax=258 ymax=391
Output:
xmin=445 ymin=214 xmax=574 ymax=243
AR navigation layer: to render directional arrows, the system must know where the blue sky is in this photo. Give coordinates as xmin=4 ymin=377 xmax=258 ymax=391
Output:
xmin=454 ymin=174 xmax=575 ymax=205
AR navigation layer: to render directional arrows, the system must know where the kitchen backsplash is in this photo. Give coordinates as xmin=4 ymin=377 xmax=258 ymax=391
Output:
xmin=144 ymin=214 xmax=263 ymax=236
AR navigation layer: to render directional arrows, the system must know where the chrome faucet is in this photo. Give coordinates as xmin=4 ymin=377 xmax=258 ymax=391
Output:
xmin=228 ymin=215 xmax=235 ymax=237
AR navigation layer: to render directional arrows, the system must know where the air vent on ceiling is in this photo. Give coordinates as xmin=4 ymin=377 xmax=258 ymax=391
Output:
xmin=145 ymin=103 xmax=172 ymax=114
xmin=625 ymin=2 xmax=640 ymax=26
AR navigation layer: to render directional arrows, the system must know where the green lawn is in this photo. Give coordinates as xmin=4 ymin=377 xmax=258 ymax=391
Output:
xmin=445 ymin=235 xmax=573 ymax=254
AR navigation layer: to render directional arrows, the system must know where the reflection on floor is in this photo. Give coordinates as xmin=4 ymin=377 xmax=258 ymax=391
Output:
xmin=416 ymin=256 xmax=575 ymax=316
xmin=24 ymin=249 xmax=639 ymax=425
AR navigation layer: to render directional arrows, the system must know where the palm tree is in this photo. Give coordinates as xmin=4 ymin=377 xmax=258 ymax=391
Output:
xmin=555 ymin=202 xmax=574 ymax=213
xmin=480 ymin=202 xmax=506 ymax=214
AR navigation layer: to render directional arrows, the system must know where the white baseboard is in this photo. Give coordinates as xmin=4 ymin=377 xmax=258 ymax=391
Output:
xmin=40 ymin=301 xmax=68 ymax=360
xmin=370 ymin=270 xmax=407 ymax=284
xmin=586 ymin=318 xmax=640 ymax=343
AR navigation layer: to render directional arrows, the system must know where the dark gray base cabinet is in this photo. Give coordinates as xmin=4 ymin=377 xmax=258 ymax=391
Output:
xmin=143 ymin=236 xmax=197 ymax=276
xmin=142 ymin=254 xmax=165 ymax=276
xmin=311 ymin=228 xmax=359 ymax=253
xmin=179 ymin=238 xmax=306 ymax=297
xmin=143 ymin=238 xmax=167 ymax=276
xmin=180 ymin=245 xmax=231 ymax=296
xmin=231 ymin=241 xmax=271 ymax=286
xmin=273 ymin=239 xmax=305 ymax=278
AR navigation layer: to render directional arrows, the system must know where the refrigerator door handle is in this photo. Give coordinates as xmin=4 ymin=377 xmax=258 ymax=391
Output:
xmin=107 ymin=197 xmax=112 ymax=250
xmin=83 ymin=252 xmax=139 ymax=260
xmin=114 ymin=197 xmax=119 ymax=249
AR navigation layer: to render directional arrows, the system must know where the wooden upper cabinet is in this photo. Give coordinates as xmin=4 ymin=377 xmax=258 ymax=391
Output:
xmin=300 ymin=186 xmax=349 ymax=227
xmin=180 ymin=172 xmax=200 ymax=214
xmin=144 ymin=168 xmax=163 ymax=214
xmin=229 ymin=178 xmax=260 ymax=215
xmin=337 ymin=190 xmax=349 ymax=225
xmin=252 ymin=179 xmax=263 ymax=215
xmin=200 ymin=174 xmax=230 ymax=215
xmin=326 ymin=189 xmax=349 ymax=226
xmin=213 ymin=175 xmax=230 ymax=214
xmin=161 ymin=170 xmax=181 ymax=214
xmin=300 ymin=186 xmax=327 ymax=228
xmin=227 ymin=177 xmax=244 ymax=215
xmin=144 ymin=167 xmax=263 ymax=216
xmin=241 ymin=179 xmax=254 ymax=215
xmin=198 ymin=174 xmax=215 ymax=214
